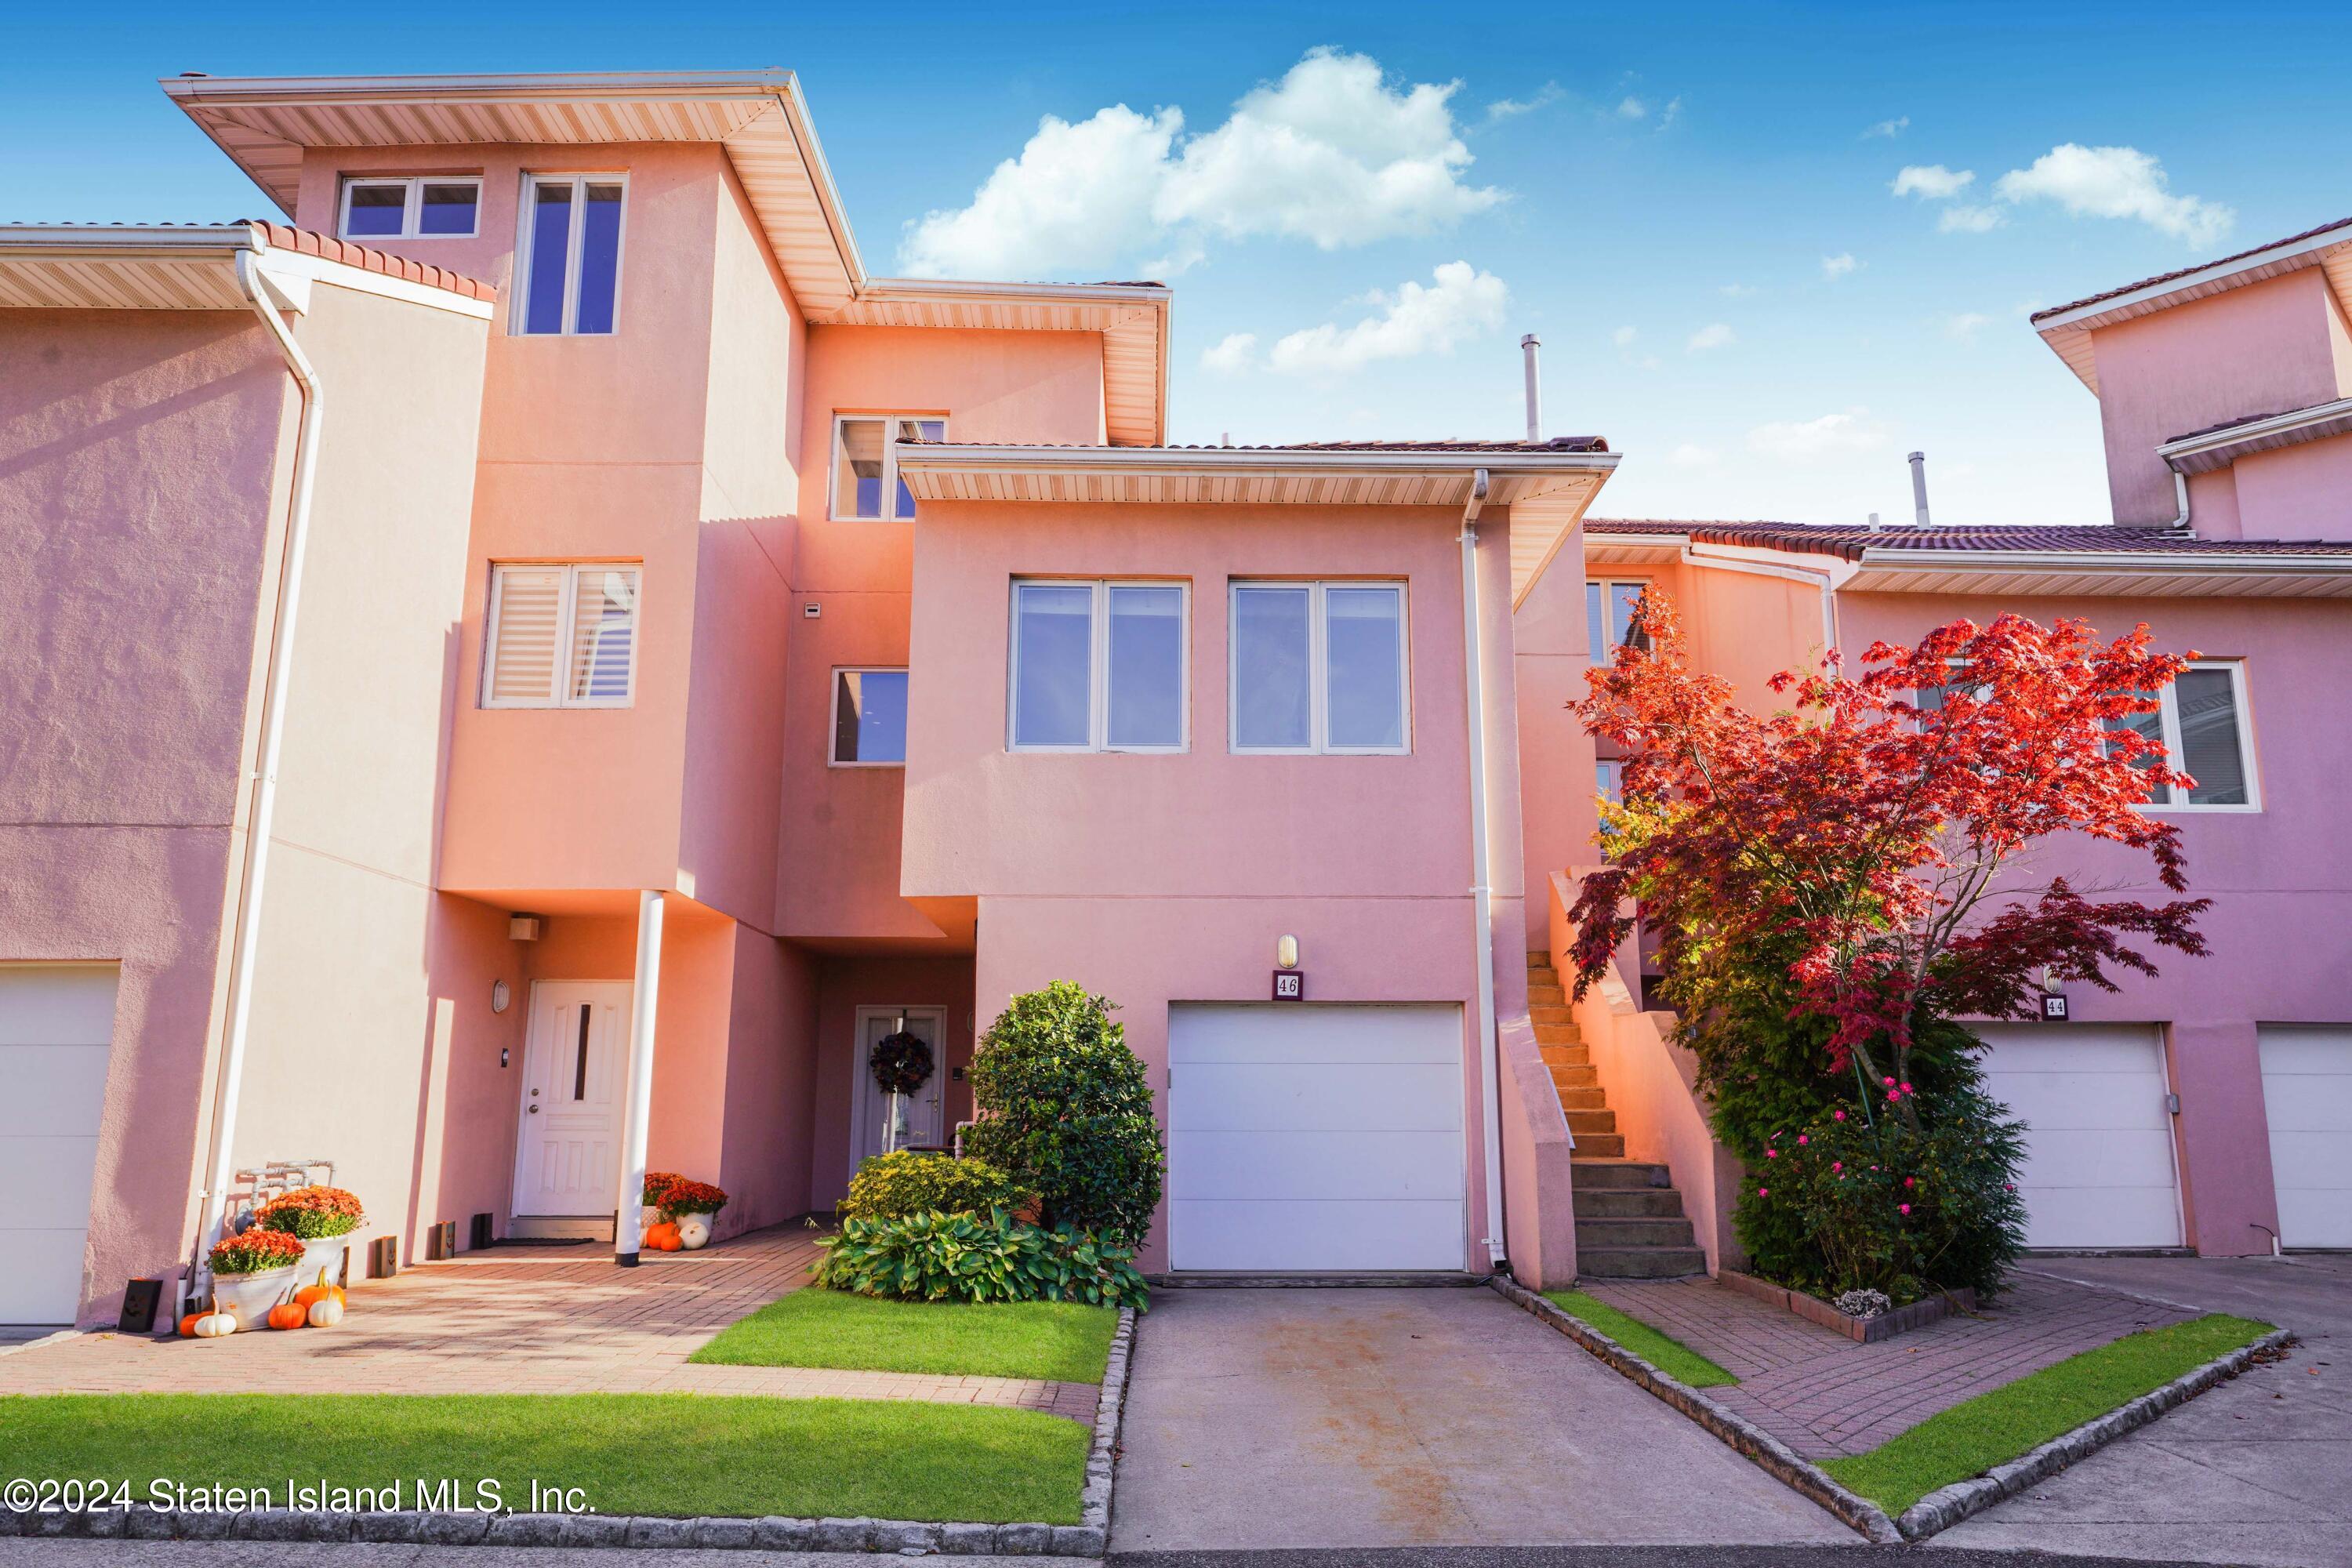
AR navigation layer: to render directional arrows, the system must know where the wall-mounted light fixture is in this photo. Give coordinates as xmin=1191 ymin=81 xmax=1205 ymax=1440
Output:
xmin=1276 ymin=935 xmax=1300 ymax=970
xmin=491 ymin=979 xmax=511 ymax=1014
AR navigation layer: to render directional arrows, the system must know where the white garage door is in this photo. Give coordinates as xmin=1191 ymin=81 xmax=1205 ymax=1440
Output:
xmin=1 ymin=966 xmax=118 ymax=1323
xmin=1976 ymin=1024 xmax=2183 ymax=1249
xmin=2259 ymin=1027 xmax=2352 ymax=1249
xmin=1169 ymin=1003 xmax=1465 ymax=1272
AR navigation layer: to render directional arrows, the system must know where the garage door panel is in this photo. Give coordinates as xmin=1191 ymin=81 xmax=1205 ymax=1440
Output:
xmin=2020 ymin=1185 xmax=2186 ymax=1252
xmin=1171 ymin=1128 xmax=1464 ymax=1201
xmin=0 ymin=967 xmax=118 ymax=1324
xmin=0 ymin=1135 xmax=100 ymax=1216
xmin=1174 ymin=1200 xmax=1465 ymax=1272
xmin=1167 ymin=1004 xmax=1460 ymax=1065
xmin=2259 ymin=1075 xmax=2352 ymax=1133
xmin=0 ymin=968 xmax=119 ymax=1046
xmin=1977 ymin=1025 xmax=2181 ymax=1250
xmin=9 ymin=1231 xmax=90 ymax=1327
xmin=1985 ymin=1073 xmax=2172 ymax=1132
xmin=0 ymin=1046 xmax=111 ymax=1137
xmin=2259 ymin=1027 xmax=2352 ymax=1248
xmin=1171 ymin=1062 xmax=1461 ymax=1131
xmin=2014 ymin=1128 xmax=2179 ymax=1189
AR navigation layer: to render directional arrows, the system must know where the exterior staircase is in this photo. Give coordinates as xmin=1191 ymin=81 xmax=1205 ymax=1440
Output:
xmin=1530 ymin=950 xmax=1709 ymax=1280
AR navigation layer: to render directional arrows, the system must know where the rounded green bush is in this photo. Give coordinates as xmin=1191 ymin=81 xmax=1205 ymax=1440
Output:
xmin=963 ymin=982 xmax=1163 ymax=1248
xmin=838 ymin=1150 xmax=1035 ymax=1225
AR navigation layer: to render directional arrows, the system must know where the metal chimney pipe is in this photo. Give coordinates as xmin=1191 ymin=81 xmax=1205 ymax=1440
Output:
xmin=1521 ymin=334 xmax=1542 ymax=442
xmin=1907 ymin=450 xmax=1931 ymax=526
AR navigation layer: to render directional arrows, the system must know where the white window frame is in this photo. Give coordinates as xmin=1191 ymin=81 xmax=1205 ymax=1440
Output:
xmin=1228 ymin=579 xmax=1412 ymax=757
xmin=1596 ymin=759 xmax=1624 ymax=804
xmin=829 ymin=667 xmax=909 ymax=768
xmin=2137 ymin=659 xmax=2260 ymax=814
xmin=1007 ymin=579 xmax=1190 ymax=754
xmin=829 ymin=414 xmax=948 ymax=522
xmin=1587 ymin=579 xmax=1650 ymax=662
xmin=511 ymin=172 xmax=629 ymax=337
xmin=336 ymin=176 xmax=483 ymax=240
xmin=481 ymin=561 xmax=641 ymax=710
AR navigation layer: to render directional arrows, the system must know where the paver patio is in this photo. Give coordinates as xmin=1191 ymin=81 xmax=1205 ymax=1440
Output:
xmin=1582 ymin=1269 xmax=2194 ymax=1458
xmin=0 ymin=1222 xmax=1097 ymax=1421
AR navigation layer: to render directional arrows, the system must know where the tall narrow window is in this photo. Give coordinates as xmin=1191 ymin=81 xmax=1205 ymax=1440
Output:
xmin=832 ymin=670 xmax=909 ymax=764
xmin=1586 ymin=579 xmax=1651 ymax=662
xmin=830 ymin=416 xmax=947 ymax=520
xmin=2103 ymin=660 xmax=2257 ymax=810
xmin=1231 ymin=581 xmax=1409 ymax=754
xmin=517 ymin=176 xmax=626 ymax=336
xmin=1009 ymin=581 xmax=1188 ymax=752
xmin=483 ymin=562 xmax=641 ymax=708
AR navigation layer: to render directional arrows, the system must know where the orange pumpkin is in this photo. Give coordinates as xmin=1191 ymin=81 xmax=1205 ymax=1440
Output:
xmin=267 ymin=1301 xmax=308 ymax=1330
xmin=644 ymin=1222 xmax=681 ymax=1251
xmin=177 ymin=1312 xmax=203 ymax=1338
xmin=292 ymin=1268 xmax=344 ymax=1311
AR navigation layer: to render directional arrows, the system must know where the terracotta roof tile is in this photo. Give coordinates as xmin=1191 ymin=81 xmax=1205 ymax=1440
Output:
xmin=907 ymin=437 xmax=1610 ymax=454
xmin=246 ymin=221 xmax=498 ymax=302
xmin=1584 ymin=518 xmax=2352 ymax=560
xmin=2030 ymin=214 xmax=2352 ymax=323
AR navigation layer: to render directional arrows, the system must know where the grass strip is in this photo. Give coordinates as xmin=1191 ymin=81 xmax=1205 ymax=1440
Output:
xmin=1823 ymin=1312 xmax=2275 ymax=1515
xmin=689 ymin=1290 xmax=1116 ymax=1385
xmin=0 ymin=1392 xmax=1088 ymax=1523
xmin=1544 ymin=1289 xmax=1738 ymax=1387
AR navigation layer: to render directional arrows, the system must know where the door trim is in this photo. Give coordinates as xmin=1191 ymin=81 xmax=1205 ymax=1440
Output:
xmin=510 ymin=978 xmax=633 ymax=1219
xmin=848 ymin=1005 xmax=949 ymax=1181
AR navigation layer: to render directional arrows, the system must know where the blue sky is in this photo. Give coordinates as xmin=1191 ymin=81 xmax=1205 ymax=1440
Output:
xmin=9 ymin=2 xmax=2350 ymax=526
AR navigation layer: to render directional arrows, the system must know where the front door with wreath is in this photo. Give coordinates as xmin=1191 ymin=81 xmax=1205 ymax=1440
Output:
xmin=854 ymin=1007 xmax=945 ymax=1167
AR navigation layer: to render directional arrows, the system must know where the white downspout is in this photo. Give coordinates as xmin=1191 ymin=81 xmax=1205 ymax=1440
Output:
xmin=2165 ymin=465 xmax=2193 ymax=532
xmin=190 ymin=246 xmax=325 ymax=1300
xmin=1459 ymin=469 xmax=1508 ymax=1271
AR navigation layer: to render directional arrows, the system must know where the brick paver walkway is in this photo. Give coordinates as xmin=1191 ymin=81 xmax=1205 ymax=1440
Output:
xmin=0 ymin=1222 xmax=1097 ymax=1421
xmin=1584 ymin=1270 xmax=2193 ymax=1458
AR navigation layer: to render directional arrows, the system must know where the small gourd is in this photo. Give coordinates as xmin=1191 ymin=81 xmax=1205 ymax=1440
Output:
xmin=267 ymin=1300 xmax=308 ymax=1330
xmin=292 ymin=1268 xmax=344 ymax=1311
xmin=306 ymin=1294 xmax=345 ymax=1328
xmin=192 ymin=1308 xmax=238 ymax=1338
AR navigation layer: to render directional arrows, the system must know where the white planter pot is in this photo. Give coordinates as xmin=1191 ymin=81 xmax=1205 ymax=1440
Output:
xmin=677 ymin=1214 xmax=713 ymax=1250
xmin=211 ymin=1265 xmax=300 ymax=1330
xmin=298 ymin=1235 xmax=351 ymax=1291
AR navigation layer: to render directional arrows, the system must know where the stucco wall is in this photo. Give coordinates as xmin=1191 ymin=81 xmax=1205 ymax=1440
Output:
xmin=2227 ymin=429 xmax=2352 ymax=541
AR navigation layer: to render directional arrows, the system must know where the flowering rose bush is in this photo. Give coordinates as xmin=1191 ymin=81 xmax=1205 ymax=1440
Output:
xmin=252 ymin=1185 xmax=365 ymax=1240
xmin=209 ymin=1228 xmax=307 ymax=1276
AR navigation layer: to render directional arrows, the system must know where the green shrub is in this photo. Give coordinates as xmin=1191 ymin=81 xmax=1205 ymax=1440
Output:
xmin=964 ymin=982 xmax=1163 ymax=1247
xmin=814 ymin=1209 xmax=1149 ymax=1311
xmin=840 ymin=1152 xmax=1037 ymax=1225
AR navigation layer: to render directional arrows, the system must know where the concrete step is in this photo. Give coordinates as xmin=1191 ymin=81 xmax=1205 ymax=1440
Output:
xmin=1555 ymin=1086 xmax=1609 ymax=1111
xmin=1572 ymin=1131 xmax=1627 ymax=1159
xmin=1565 ymin=1107 xmax=1618 ymax=1137
xmin=1547 ymin=1064 xmax=1598 ymax=1091
xmin=1576 ymin=1244 xmax=1710 ymax=1280
xmin=1570 ymin=1158 xmax=1672 ymax=1189
xmin=1538 ymin=1042 xmax=1589 ymax=1066
xmin=1574 ymin=1216 xmax=1697 ymax=1250
xmin=1573 ymin=1185 xmax=1686 ymax=1219
xmin=1534 ymin=1023 xmax=1580 ymax=1046
xmin=1530 ymin=1004 xmax=1573 ymax=1025
xmin=1527 ymin=983 xmax=1566 ymax=1004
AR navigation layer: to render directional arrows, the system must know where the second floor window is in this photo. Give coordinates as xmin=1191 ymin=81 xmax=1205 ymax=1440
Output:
xmin=1587 ymin=579 xmax=1650 ymax=662
xmin=483 ymin=562 xmax=641 ymax=708
xmin=517 ymin=176 xmax=626 ymax=336
xmin=832 ymin=416 xmax=946 ymax=520
xmin=339 ymin=176 xmax=481 ymax=240
xmin=1231 ymin=581 xmax=1409 ymax=753
xmin=2107 ymin=660 xmax=2257 ymax=810
xmin=832 ymin=669 xmax=909 ymax=764
xmin=1010 ymin=581 xmax=1187 ymax=752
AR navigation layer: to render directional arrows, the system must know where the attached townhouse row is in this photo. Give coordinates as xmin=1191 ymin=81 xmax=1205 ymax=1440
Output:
xmin=1 ymin=70 xmax=2344 ymax=1329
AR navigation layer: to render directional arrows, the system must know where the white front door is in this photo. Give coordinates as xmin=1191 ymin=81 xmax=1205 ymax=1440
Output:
xmin=1168 ymin=1003 xmax=1467 ymax=1272
xmin=1976 ymin=1024 xmax=2183 ymax=1249
xmin=0 ymin=965 xmax=118 ymax=1323
xmin=851 ymin=1007 xmax=946 ymax=1171
xmin=511 ymin=981 xmax=631 ymax=1217
xmin=2258 ymin=1026 xmax=2352 ymax=1248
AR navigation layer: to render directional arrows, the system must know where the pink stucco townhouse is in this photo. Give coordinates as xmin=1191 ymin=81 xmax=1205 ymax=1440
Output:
xmin=2 ymin=71 xmax=2345 ymax=1331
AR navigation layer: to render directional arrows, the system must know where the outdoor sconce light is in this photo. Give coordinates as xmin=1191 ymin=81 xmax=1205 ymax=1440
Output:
xmin=1276 ymin=935 xmax=1300 ymax=970
xmin=491 ymin=979 xmax=511 ymax=1014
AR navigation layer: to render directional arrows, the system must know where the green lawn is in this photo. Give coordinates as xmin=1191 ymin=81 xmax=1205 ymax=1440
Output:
xmin=691 ymin=1290 xmax=1116 ymax=1385
xmin=1544 ymin=1290 xmax=1737 ymax=1388
xmin=0 ymin=1393 xmax=1087 ymax=1523
xmin=1823 ymin=1313 xmax=2275 ymax=1514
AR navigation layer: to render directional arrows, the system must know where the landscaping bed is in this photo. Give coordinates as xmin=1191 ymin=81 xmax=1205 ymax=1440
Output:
xmin=691 ymin=1290 xmax=1116 ymax=1384
xmin=1717 ymin=1269 xmax=1976 ymax=1343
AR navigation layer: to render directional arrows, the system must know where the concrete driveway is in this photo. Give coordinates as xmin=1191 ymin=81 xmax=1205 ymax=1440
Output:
xmin=1936 ymin=1254 xmax=2350 ymax=1566
xmin=1110 ymin=1287 xmax=1853 ymax=1552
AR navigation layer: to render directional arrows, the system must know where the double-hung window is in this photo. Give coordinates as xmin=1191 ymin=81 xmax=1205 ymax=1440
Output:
xmin=1230 ymin=581 xmax=1410 ymax=754
xmin=516 ymin=176 xmax=626 ymax=336
xmin=1587 ymin=579 xmax=1650 ymax=662
xmin=832 ymin=669 xmax=909 ymax=765
xmin=483 ymin=563 xmax=641 ymax=708
xmin=2107 ymin=660 xmax=2258 ymax=810
xmin=831 ymin=416 xmax=946 ymax=520
xmin=339 ymin=176 xmax=481 ymax=240
xmin=1009 ymin=581 xmax=1187 ymax=752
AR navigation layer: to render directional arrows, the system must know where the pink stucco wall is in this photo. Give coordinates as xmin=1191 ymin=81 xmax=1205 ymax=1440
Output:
xmin=2226 ymin=429 xmax=2352 ymax=540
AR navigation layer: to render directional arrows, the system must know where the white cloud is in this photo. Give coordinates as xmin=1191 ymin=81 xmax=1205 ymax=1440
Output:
xmin=1670 ymin=442 xmax=1720 ymax=469
xmin=898 ymin=49 xmax=1506 ymax=278
xmin=1822 ymin=252 xmax=1859 ymax=280
xmin=1657 ymin=96 xmax=1684 ymax=129
xmin=1994 ymin=143 xmax=2233 ymax=246
xmin=1485 ymin=82 xmax=1563 ymax=122
xmin=1719 ymin=281 xmax=1759 ymax=298
xmin=1945 ymin=312 xmax=1992 ymax=341
xmin=1201 ymin=332 xmax=1258 ymax=375
xmin=1864 ymin=116 xmax=1911 ymax=140
xmin=1686 ymin=322 xmax=1736 ymax=352
xmin=1938 ymin=204 xmax=2005 ymax=234
xmin=1891 ymin=164 xmax=1975 ymax=200
xmin=1746 ymin=410 xmax=1889 ymax=462
xmin=1616 ymin=95 xmax=1648 ymax=119
xmin=1265 ymin=260 xmax=1508 ymax=376
xmin=1611 ymin=324 xmax=1638 ymax=347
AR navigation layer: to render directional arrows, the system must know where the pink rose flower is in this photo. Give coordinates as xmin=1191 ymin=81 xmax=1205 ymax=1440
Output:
xmin=1887 ymin=1090 xmax=1900 ymax=1102
xmin=1899 ymin=1203 xmax=1911 ymax=1215
xmin=1797 ymin=1135 xmax=1809 ymax=1145
xmin=1900 ymin=1082 xmax=1914 ymax=1094
xmin=1831 ymin=1161 xmax=1842 ymax=1171
xmin=1904 ymin=1177 xmax=1915 ymax=1189
xmin=1883 ymin=1076 xmax=1896 ymax=1086
xmin=1757 ymin=1187 xmax=1769 ymax=1198
xmin=1833 ymin=1110 xmax=1846 ymax=1122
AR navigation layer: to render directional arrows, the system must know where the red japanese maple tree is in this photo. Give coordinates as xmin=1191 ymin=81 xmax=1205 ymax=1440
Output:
xmin=1566 ymin=591 xmax=2210 ymax=1121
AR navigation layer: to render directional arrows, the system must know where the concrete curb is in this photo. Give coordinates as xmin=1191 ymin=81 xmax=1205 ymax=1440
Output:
xmin=1893 ymin=1324 xmax=2296 ymax=1540
xmin=3 ymin=1303 xmax=1141 ymax=1556
xmin=1489 ymin=1276 xmax=1903 ymax=1544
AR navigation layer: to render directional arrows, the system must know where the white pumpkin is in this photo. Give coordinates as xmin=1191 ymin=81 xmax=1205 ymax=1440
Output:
xmin=306 ymin=1295 xmax=345 ymax=1327
xmin=193 ymin=1310 xmax=238 ymax=1338
xmin=677 ymin=1214 xmax=712 ymax=1250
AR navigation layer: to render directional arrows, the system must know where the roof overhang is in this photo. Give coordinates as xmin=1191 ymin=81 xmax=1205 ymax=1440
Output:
xmin=0 ymin=223 xmax=494 ymax=318
xmin=2157 ymin=395 xmax=2352 ymax=477
xmin=1841 ymin=547 xmax=2352 ymax=597
xmin=2032 ymin=225 xmax=2352 ymax=395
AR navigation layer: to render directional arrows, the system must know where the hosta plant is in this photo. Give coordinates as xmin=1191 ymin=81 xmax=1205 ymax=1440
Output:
xmin=814 ymin=1207 xmax=1149 ymax=1311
